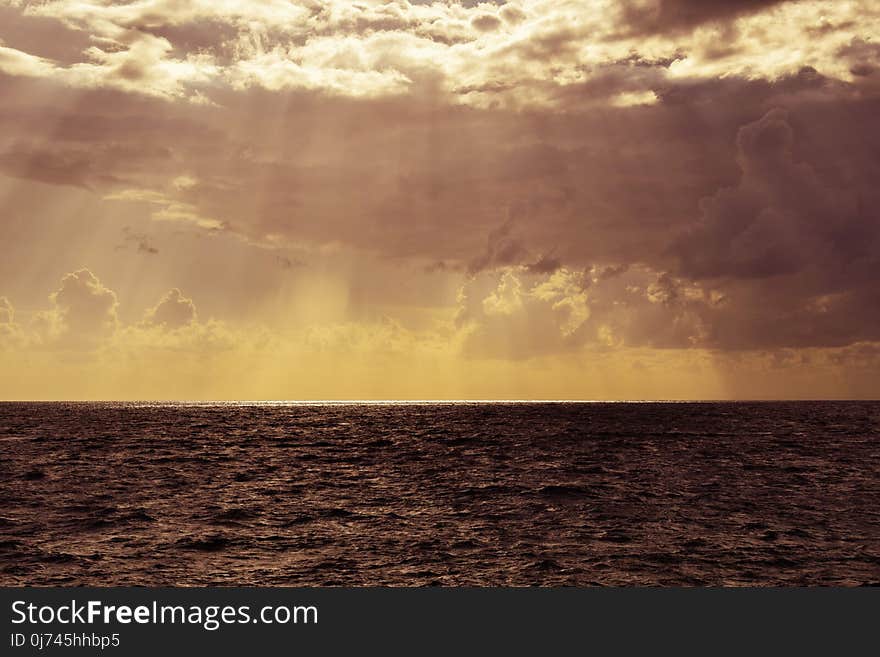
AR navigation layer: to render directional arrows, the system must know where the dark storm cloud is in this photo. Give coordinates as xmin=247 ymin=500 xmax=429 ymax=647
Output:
xmin=5 ymin=64 xmax=877 ymax=355
xmin=0 ymin=72 xmax=222 ymax=192
xmin=467 ymin=218 xmax=529 ymax=275
xmin=673 ymin=108 xmax=861 ymax=280
xmin=1 ymin=1 xmax=878 ymax=357
xmin=837 ymin=38 xmax=880 ymax=78
xmin=619 ymin=0 xmax=797 ymax=35
xmin=664 ymin=92 xmax=880 ymax=350
xmin=525 ymin=253 xmax=562 ymax=275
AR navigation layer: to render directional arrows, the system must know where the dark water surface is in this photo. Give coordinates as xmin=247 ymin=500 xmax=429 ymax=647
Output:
xmin=1 ymin=401 xmax=878 ymax=586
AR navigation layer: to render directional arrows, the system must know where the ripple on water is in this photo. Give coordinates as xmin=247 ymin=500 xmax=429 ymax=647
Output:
xmin=0 ymin=401 xmax=878 ymax=586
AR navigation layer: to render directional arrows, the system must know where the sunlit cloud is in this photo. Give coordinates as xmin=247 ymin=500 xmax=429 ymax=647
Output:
xmin=0 ymin=0 xmax=872 ymax=106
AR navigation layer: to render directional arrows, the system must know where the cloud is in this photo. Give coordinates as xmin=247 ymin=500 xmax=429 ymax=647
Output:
xmin=0 ymin=0 xmax=870 ymax=109
xmin=500 ymin=5 xmax=527 ymax=26
xmin=467 ymin=218 xmax=529 ymax=275
xmin=531 ymin=268 xmax=590 ymax=336
xmin=471 ymin=14 xmax=502 ymax=32
xmin=0 ymin=42 xmax=57 ymax=77
xmin=838 ymin=38 xmax=880 ymax=78
xmin=1 ymin=261 xmax=878 ymax=400
xmin=7 ymin=269 xmax=219 ymax=353
xmin=117 ymin=227 xmax=159 ymax=255
xmin=525 ymin=253 xmax=562 ymax=275
xmin=118 ymin=317 xmax=243 ymax=357
xmin=40 ymin=268 xmax=119 ymax=343
xmin=0 ymin=296 xmax=12 ymax=325
xmin=0 ymin=143 xmax=121 ymax=189
xmin=145 ymin=288 xmax=198 ymax=329
xmin=0 ymin=295 xmax=24 ymax=347
xmin=0 ymin=0 xmax=879 ymax=369
xmin=105 ymin=188 xmax=223 ymax=230
xmin=456 ymin=267 xmax=591 ymax=358
xmin=667 ymin=106 xmax=880 ymax=349
xmin=619 ymin=0 xmax=794 ymax=35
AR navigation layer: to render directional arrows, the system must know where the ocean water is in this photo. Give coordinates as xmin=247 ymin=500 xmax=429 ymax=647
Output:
xmin=0 ymin=401 xmax=878 ymax=586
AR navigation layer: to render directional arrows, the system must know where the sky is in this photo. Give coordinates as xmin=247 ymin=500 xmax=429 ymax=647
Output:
xmin=0 ymin=0 xmax=878 ymax=400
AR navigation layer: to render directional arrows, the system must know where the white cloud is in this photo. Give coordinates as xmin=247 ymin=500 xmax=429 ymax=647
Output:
xmin=2 ymin=0 xmax=873 ymax=107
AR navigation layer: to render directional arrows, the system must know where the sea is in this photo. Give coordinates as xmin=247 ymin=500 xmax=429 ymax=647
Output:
xmin=0 ymin=401 xmax=878 ymax=586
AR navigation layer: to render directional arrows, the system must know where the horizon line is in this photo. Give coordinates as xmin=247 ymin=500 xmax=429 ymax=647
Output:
xmin=1 ymin=398 xmax=878 ymax=404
